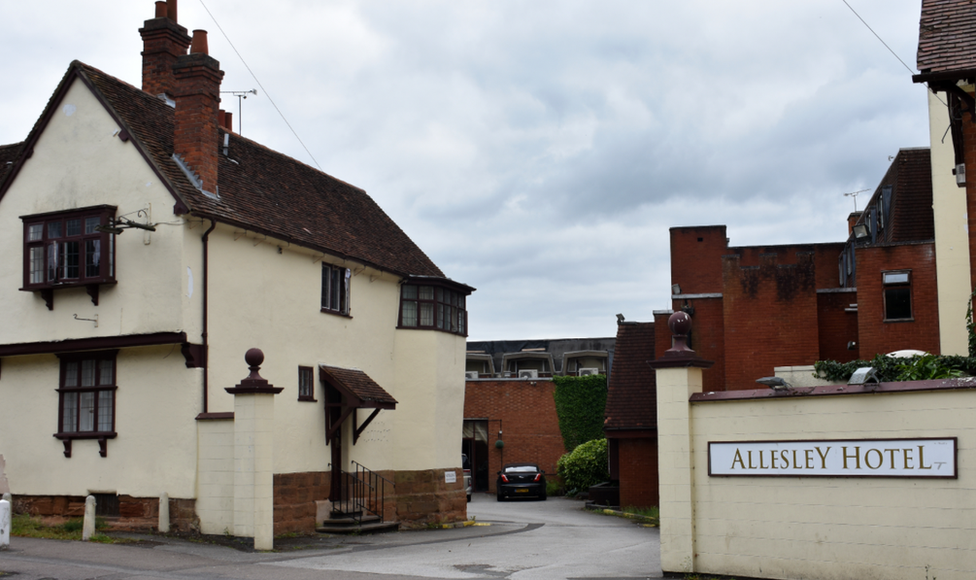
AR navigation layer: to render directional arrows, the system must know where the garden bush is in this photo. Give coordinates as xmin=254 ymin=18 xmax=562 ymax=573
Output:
xmin=556 ymin=438 xmax=609 ymax=493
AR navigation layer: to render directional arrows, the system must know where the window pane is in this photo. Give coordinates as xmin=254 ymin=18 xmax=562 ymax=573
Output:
xmin=63 ymin=241 xmax=79 ymax=279
xmin=420 ymin=303 xmax=434 ymax=326
xmin=63 ymin=392 xmax=78 ymax=432
xmin=85 ymin=216 xmax=100 ymax=235
xmin=437 ymin=304 xmax=446 ymax=329
xmin=885 ymin=287 xmax=912 ymax=320
xmin=98 ymin=391 xmax=113 ymax=432
xmin=402 ymin=301 xmax=418 ymax=326
xmin=884 ymin=272 xmax=909 ymax=285
xmin=66 ymin=219 xmax=81 ymax=237
xmin=29 ymin=246 xmax=44 ymax=283
xmin=436 ymin=287 xmax=443 ymax=302
xmin=321 ymin=265 xmax=330 ymax=308
xmin=79 ymin=392 xmax=95 ymax=431
xmin=419 ymin=286 xmax=434 ymax=300
xmin=402 ymin=285 xmax=417 ymax=300
xmin=86 ymin=239 xmax=101 ymax=277
xmin=459 ymin=311 xmax=465 ymax=334
xmin=81 ymin=359 xmax=96 ymax=387
xmin=47 ymin=221 xmax=62 ymax=239
xmin=109 ymin=233 xmax=114 ymax=277
xmin=331 ymin=268 xmax=341 ymax=311
xmin=99 ymin=359 xmax=113 ymax=385
xmin=27 ymin=224 xmax=43 ymax=242
xmin=64 ymin=362 xmax=78 ymax=387
xmin=47 ymin=243 xmax=58 ymax=281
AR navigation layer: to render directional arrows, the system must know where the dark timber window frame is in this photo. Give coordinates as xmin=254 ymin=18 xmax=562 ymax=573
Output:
xmin=298 ymin=365 xmax=316 ymax=402
xmin=882 ymin=270 xmax=913 ymax=322
xmin=55 ymin=350 xmax=118 ymax=458
xmin=21 ymin=205 xmax=117 ymax=310
xmin=321 ymin=264 xmax=350 ymax=316
xmin=398 ymin=281 xmax=468 ymax=336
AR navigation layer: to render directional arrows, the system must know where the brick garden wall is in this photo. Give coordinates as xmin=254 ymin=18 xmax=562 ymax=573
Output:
xmin=14 ymin=495 xmax=198 ymax=532
xmin=464 ymin=379 xmax=565 ymax=492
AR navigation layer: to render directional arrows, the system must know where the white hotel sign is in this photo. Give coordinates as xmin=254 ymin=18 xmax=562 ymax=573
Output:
xmin=708 ymin=438 xmax=956 ymax=478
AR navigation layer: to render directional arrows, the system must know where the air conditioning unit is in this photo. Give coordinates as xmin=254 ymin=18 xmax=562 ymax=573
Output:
xmin=464 ymin=371 xmax=479 ymax=380
xmin=579 ymin=368 xmax=599 ymax=376
xmin=518 ymin=369 xmax=538 ymax=379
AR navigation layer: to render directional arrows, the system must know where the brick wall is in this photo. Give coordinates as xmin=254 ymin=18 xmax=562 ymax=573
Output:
xmin=855 ymin=242 xmax=941 ymax=356
xmin=273 ymin=471 xmax=329 ymax=535
xmin=817 ymin=291 xmax=859 ymax=362
xmin=464 ymin=379 xmax=565 ymax=492
xmin=615 ymin=436 xmax=659 ymax=508
xmin=722 ymin=251 xmax=820 ymax=389
xmin=670 ymin=226 xmax=728 ymax=294
xmin=663 ymin=298 xmax=725 ymax=392
xmin=14 ymin=495 xmax=197 ymax=533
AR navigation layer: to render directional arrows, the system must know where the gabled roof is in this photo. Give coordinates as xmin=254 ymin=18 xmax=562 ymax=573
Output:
xmin=915 ymin=0 xmax=976 ymax=80
xmin=1 ymin=61 xmax=445 ymax=280
xmin=604 ymin=322 xmax=656 ymax=432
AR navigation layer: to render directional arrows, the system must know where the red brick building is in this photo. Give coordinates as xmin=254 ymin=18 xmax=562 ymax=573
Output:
xmin=653 ymin=147 xmax=939 ymax=391
xmin=604 ymin=321 xmax=659 ymax=508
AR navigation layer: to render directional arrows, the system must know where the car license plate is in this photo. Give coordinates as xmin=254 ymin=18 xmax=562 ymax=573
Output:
xmin=516 ymin=488 xmax=529 ymax=493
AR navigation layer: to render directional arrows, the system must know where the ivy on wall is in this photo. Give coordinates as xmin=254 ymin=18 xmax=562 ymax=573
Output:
xmin=552 ymin=375 xmax=608 ymax=452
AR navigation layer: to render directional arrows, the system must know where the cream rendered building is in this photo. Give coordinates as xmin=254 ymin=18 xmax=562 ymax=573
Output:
xmin=0 ymin=1 xmax=471 ymax=535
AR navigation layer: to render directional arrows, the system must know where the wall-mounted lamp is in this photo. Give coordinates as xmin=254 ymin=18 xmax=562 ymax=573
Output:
xmin=671 ymin=283 xmax=681 ymax=295
xmin=852 ymin=224 xmax=869 ymax=239
xmin=756 ymin=376 xmax=790 ymax=391
xmin=848 ymin=367 xmax=879 ymax=387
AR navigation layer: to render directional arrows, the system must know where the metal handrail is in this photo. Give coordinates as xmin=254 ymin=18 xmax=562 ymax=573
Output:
xmin=332 ymin=461 xmax=395 ymax=523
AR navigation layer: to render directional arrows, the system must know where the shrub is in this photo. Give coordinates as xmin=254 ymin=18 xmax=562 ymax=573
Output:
xmin=814 ymin=353 xmax=974 ymax=383
xmin=557 ymin=438 xmax=609 ymax=493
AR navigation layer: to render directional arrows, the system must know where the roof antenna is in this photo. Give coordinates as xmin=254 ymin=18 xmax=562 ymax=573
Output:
xmin=843 ymin=189 xmax=869 ymax=212
xmin=220 ymin=89 xmax=258 ymax=135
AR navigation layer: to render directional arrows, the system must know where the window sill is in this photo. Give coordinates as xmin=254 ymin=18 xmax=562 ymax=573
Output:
xmin=320 ymin=309 xmax=352 ymax=318
xmin=397 ymin=324 xmax=467 ymax=337
xmin=22 ymin=280 xmax=117 ymax=310
xmin=53 ymin=432 xmax=117 ymax=458
xmin=883 ymin=317 xmax=915 ymax=323
xmin=298 ymin=397 xmax=318 ymax=403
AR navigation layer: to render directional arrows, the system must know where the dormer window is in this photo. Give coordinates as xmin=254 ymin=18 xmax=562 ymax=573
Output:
xmin=21 ymin=206 xmax=117 ymax=309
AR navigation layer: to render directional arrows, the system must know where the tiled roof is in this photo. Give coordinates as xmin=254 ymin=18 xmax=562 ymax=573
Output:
xmin=854 ymin=148 xmax=934 ymax=244
xmin=916 ymin=0 xmax=976 ymax=75
xmin=319 ymin=364 xmax=398 ymax=407
xmin=4 ymin=61 xmax=444 ymax=279
xmin=604 ymin=322 xmax=656 ymax=431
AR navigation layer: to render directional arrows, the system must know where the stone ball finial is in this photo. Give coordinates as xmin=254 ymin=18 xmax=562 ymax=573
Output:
xmin=245 ymin=348 xmax=264 ymax=368
xmin=668 ymin=311 xmax=692 ymax=336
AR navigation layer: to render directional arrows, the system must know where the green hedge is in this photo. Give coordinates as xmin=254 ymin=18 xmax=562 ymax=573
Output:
xmin=556 ymin=438 xmax=609 ymax=493
xmin=552 ymin=374 xmax=607 ymax=452
xmin=813 ymin=353 xmax=974 ymax=382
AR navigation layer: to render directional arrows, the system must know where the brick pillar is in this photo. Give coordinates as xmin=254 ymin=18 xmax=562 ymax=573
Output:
xmin=650 ymin=312 xmax=713 ymax=576
xmin=226 ymin=348 xmax=282 ymax=551
xmin=139 ymin=0 xmax=191 ymax=98
xmin=173 ymin=29 xmax=224 ymax=194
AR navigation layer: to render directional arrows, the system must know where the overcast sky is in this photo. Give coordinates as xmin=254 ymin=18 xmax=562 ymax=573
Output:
xmin=0 ymin=1 xmax=931 ymax=341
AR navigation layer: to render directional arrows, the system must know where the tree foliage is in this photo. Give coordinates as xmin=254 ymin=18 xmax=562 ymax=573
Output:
xmin=552 ymin=374 xmax=607 ymax=452
xmin=556 ymin=438 xmax=609 ymax=493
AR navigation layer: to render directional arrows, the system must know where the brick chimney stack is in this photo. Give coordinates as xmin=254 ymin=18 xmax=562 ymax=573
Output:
xmin=140 ymin=0 xmax=191 ymax=99
xmin=172 ymin=29 xmax=224 ymax=194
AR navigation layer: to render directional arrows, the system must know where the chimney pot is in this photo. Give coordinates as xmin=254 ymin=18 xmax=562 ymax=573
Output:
xmin=155 ymin=1 xmax=167 ymax=18
xmin=224 ymin=111 xmax=233 ymax=131
xmin=190 ymin=30 xmax=209 ymax=55
xmin=167 ymin=0 xmax=178 ymax=22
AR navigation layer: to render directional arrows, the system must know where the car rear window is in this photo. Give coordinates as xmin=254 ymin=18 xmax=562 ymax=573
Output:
xmin=504 ymin=465 xmax=539 ymax=473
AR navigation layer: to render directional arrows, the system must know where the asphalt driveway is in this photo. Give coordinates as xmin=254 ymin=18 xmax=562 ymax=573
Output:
xmin=0 ymin=494 xmax=663 ymax=580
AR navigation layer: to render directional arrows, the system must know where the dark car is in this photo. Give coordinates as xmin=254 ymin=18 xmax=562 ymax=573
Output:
xmin=496 ymin=463 xmax=546 ymax=501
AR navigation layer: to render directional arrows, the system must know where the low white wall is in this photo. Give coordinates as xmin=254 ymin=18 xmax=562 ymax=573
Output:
xmin=196 ymin=418 xmax=234 ymax=535
xmin=657 ymin=367 xmax=976 ymax=580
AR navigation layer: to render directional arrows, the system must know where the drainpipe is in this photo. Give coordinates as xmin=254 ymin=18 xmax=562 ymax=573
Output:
xmin=202 ymin=219 xmax=216 ymax=413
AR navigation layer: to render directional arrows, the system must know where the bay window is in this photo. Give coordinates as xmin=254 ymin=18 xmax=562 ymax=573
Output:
xmin=399 ymin=281 xmax=468 ymax=335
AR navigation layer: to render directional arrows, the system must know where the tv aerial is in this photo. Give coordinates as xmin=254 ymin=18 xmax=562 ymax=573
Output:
xmin=220 ymin=89 xmax=258 ymax=135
